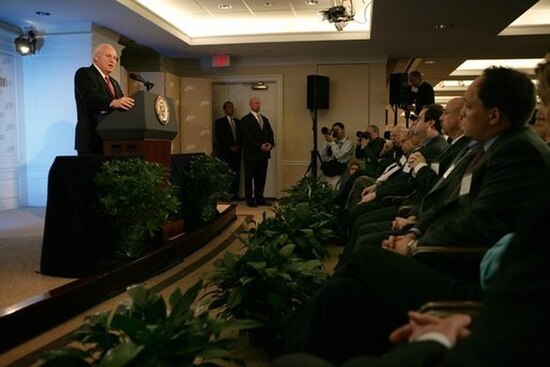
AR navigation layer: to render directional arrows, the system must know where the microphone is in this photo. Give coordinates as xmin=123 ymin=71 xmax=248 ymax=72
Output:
xmin=129 ymin=72 xmax=154 ymax=91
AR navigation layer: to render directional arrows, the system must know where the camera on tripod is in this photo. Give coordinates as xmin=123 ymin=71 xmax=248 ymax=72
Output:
xmin=356 ymin=130 xmax=371 ymax=139
xmin=321 ymin=126 xmax=336 ymax=137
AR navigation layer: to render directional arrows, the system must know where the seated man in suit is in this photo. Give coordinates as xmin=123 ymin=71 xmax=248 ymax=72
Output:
xmin=284 ymin=66 xmax=550 ymax=364
xmin=345 ymin=105 xmax=448 ymax=227
xmin=344 ymin=98 xmax=471 ymax=250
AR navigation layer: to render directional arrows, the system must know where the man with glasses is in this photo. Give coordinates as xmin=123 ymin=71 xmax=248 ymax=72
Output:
xmin=74 ymin=43 xmax=135 ymax=155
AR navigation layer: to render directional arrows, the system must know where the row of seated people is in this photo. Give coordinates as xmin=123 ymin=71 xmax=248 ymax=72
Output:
xmin=274 ymin=63 xmax=550 ymax=367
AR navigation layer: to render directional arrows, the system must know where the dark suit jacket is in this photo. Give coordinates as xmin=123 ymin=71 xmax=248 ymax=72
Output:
xmin=375 ymin=135 xmax=449 ymax=198
xmin=332 ymin=173 xmax=550 ymax=367
xmin=414 ymin=136 xmax=472 ymax=198
xmin=412 ymin=82 xmax=435 ymax=115
xmin=416 ymin=126 xmax=550 ymax=247
xmin=214 ymin=115 xmax=241 ymax=160
xmin=355 ymin=137 xmax=386 ymax=178
xmin=74 ymin=65 xmax=123 ymax=154
xmin=240 ymin=112 xmax=275 ymax=161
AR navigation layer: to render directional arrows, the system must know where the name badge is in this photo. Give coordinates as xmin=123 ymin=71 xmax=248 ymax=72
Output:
xmin=402 ymin=163 xmax=411 ymax=173
xmin=399 ymin=155 xmax=407 ymax=166
xmin=430 ymin=162 xmax=440 ymax=175
xmin=459 ymin=173 xmax=473 ymax=196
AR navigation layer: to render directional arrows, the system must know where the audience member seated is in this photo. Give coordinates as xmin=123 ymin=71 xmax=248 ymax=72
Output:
xmin=533 ymin=105 xmax=550 ymax=146
xmin=344 ymin=98 xmax=472 ymax=250
xmin=355 ymin=124 xmax=386 ymax=178
xmin=345 ymin=105 xmax=448 ymax=228
xmin=282 ymin=66 xmax=550 ymax=364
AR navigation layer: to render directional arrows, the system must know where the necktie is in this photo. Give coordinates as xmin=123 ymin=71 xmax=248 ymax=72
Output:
xmin=105 ymin=76 xmax=115 ymax=96
xmin=463 ymin=146 xmax=485 ymax=176
xmin=257 ymin=114 xmax=264 ymax=130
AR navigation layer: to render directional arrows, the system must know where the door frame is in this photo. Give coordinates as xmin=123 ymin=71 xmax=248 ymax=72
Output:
xmin=211 ymin=75 xmax=284 ymax=198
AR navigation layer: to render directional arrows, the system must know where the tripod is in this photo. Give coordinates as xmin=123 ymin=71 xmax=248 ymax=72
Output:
xmin=305 ymin=108 xmax=323 ymax=177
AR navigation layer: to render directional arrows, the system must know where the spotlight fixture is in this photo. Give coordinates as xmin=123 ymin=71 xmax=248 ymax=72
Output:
xmin=14 ymin=31 xmax=36 ymax=56
xmin=320 ymin=1 xmax=355 ymax=32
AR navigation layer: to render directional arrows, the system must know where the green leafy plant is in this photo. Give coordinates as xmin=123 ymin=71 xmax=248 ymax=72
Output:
xmin=248 ymin=202 xmax=337 ymax=259
xmin=40 ymin=281 xmax=260 ymax=367
xmin=203 ymin=236 xmax=328 ymax=354
xmin=278 ymin=174 xmax=338 ymax=215
xmin=184 ymin=154 xmax=234 ymax=223
xmin=94 ymin=158 xmax=180 ymax=258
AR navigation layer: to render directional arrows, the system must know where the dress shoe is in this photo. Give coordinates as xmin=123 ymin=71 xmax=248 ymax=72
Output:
xmin=256 ymin=199 xmax=270 ymax=206
xmin=246 ymin=201 xmax=257 ymax=208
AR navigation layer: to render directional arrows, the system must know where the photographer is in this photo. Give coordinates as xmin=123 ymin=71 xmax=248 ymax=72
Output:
xmin=320 ymin=122 xmax=353 ymax=188
xmin=355 ymin=124 xmax=386 ymax=178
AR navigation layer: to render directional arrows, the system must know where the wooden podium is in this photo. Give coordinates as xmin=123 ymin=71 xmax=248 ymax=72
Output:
xmin=97 ymin=91 xmax=178 ymax=167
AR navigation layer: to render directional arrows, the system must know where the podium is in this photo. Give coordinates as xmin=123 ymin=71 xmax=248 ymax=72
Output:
xmin=97 ymin=91 xmax=178 ymax=166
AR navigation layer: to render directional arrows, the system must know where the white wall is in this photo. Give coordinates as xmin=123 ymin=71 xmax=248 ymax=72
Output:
xmin=0 ymin=26 xmax=27 ymax=210
xmin=22 ymin=31 xmax=92 ymax=206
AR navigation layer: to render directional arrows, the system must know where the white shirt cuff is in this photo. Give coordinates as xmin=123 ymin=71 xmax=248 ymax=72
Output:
xmin=413 ymin=162 xmax=428 ymax=177
xmin=412 ymin=332 xmax=453 ymax=349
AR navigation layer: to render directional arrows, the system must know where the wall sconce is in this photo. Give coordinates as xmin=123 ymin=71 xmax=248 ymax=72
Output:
xmin=251 ymin=82 xmax=268 ymax=90
xmin=14 ymin=31 xmax=37 ymax=56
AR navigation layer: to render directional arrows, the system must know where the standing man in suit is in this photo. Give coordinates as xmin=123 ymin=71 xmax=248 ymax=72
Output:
xmin=74 ymin=43 xmax=135 ymax=155
xmin=240 ymin=96 xmax=275 ymax=207
xmin=408 ymin=71 xmax=435 ymax=116
xmin=214 ymin=101 xmax=241 ymax=200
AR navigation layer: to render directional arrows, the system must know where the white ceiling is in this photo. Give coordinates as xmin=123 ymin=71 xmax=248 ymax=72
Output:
xmin=0 ymin=0 xmax=549 ymax=85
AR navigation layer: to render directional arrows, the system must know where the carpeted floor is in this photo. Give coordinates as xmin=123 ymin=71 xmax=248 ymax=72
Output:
xmin=0 ymin=203 xmax=342 ymax=366
xmin=0 ymin=207 xmax=74 ymax=310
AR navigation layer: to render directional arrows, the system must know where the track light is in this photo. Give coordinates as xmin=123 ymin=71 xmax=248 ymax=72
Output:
xmin=14 ymin=31 xmax=37 ymax=56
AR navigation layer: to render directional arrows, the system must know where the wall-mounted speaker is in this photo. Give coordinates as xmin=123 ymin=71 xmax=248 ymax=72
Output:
xmin=307 ymin=75 xmax=329 ymax=110
xmin=389 ymin=73 xmax=409 ymax=106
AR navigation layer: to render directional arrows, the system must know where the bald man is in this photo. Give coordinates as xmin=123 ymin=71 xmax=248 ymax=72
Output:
xmin=74 ymin=43 xmax=135 ymax=155
xmin=240 ymin=97 xmax=275 ymax=207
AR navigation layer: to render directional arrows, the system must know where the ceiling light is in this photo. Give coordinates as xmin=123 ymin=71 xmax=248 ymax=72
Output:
xmin=218 ymin=4 xmax=232 ymax=10
xmin=264 ymin=2 xmax=272 ymax=6
xmin=35 ymin=10 xmax=50 ymax=16
xmin=14 ymin=30 xmax=37 ymax=56
xmin=305 ymin=0 xmax=319 ymax=4
xmin=451 ymin=58 xmax=544 ymax=76
xmin=424 ymin=60 xmax=435 ymax=65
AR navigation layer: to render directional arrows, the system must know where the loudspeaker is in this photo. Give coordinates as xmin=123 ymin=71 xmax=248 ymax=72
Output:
xmin=307 ymin=75 xmax=329 ymax=110
xmin=389 ymin=73 xmax=409 ymax=105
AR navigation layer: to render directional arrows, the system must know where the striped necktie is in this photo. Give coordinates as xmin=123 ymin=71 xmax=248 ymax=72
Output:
xmin=105 ymin=76 xmax=115 ymax=96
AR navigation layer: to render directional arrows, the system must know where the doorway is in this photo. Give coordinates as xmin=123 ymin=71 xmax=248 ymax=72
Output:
xmin=212 ymin=76 xmax=282 ymax=199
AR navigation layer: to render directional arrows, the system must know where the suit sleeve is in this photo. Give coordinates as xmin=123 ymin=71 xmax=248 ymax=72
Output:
xmin=419 ymin=139 xmax=548 ymax=247
xmin=74 ymin=68 xmax=114 ymax=112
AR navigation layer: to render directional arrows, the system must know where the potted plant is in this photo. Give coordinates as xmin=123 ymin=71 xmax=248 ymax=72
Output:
xmin=248 ymin=202 xmax=337 ymax=259
xmin=203 ymin=236 xmax=328 ymax=355
xmin=278 ymin=174 xmax=338 ymax=215
xmin=94 ymin=158 xmax=180 ymax=259
xmin=40 ymin=281 xmax=260 ymax=366
xmin=183 ymin=154 xmax=234 ymax=224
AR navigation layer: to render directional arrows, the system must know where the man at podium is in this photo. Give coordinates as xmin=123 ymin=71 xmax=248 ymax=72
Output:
xmin=74 ymin=43 xmax=135 ymax=155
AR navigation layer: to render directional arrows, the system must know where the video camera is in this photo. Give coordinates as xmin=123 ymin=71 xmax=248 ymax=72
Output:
xmin=356 ymin=130 xmax=371 ymax=139
xmin=321 ymin=126 xmax=336 ymax=137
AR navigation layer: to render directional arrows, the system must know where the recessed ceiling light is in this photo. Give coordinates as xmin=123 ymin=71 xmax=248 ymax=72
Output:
xmin=218 ymin=4 xmax=232 ymax=10
xmin=305 ymin=0 xmax=319 ymax=5
xmin=424 ymin=60 xmax=435 ymax=65
xmin=35 ymin=11 xmax=51 ymax=16
xmin=264 ymin=2 xmax=272 ymax=6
